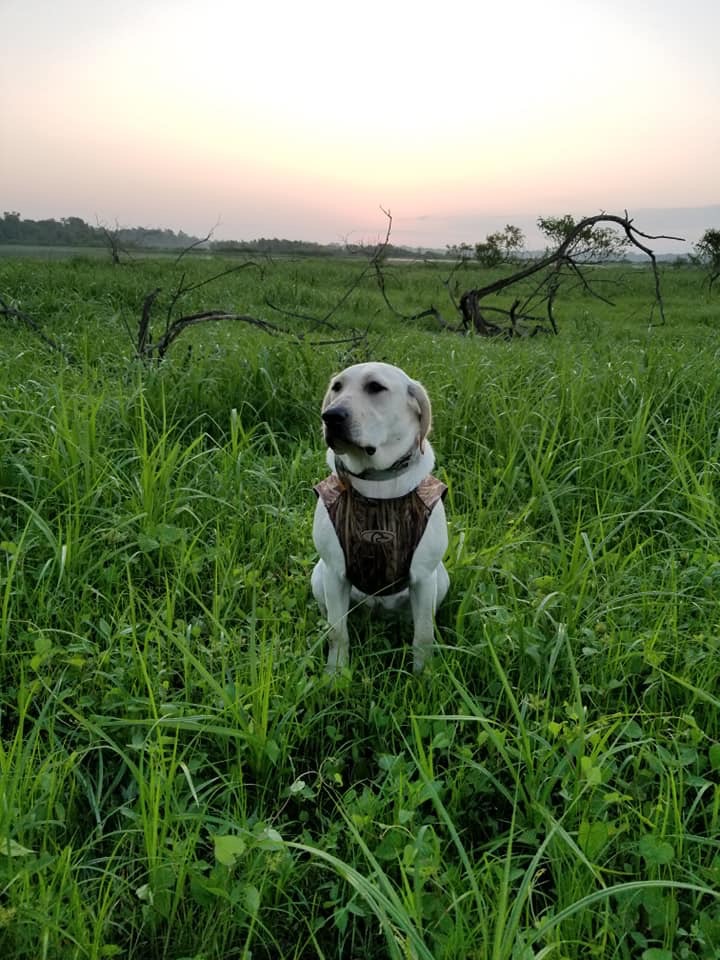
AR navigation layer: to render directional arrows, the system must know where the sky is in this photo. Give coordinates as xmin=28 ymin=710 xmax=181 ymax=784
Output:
xmin=1 ymin=0 xmax=718 ymax=252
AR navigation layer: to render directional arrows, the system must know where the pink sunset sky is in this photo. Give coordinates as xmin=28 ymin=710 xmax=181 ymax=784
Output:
xmin=2 ymin=0 xmax=718 ymax=252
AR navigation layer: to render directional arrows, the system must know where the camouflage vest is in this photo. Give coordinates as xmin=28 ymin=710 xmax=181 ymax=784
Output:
xmin=314 ymin=474 xmax=447 ymax=596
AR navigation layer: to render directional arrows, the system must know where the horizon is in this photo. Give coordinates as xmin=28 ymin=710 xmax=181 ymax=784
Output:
xmin=4 ymin=204 xmax=718 ymax=256
xmin=2 ymin=0 xmax=718 ymax=255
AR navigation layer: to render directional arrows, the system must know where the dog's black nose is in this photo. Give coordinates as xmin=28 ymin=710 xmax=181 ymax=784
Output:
xmin=322 ymin=406 xmax=349 ymax=427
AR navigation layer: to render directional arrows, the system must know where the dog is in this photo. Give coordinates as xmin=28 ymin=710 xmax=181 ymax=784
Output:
xmin=311 ymin=362 xmax=449 ymax=673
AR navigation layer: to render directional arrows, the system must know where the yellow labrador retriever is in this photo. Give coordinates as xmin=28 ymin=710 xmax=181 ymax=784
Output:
xmin=312 ymin=362 xmax=449 ymax=672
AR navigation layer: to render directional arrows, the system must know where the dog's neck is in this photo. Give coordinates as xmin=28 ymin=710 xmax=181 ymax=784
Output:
xmin=328 ymin=442 xmax=435 ymax=499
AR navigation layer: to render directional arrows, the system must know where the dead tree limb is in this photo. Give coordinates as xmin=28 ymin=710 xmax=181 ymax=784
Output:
xmin=262 ymin=205 xmax=398 ymax=338
xmin=138 ymin=306 xmax=370 ymax=360
xmin=173 ymin=223 xmax=219 ymax=265
xmin=138 ymin=288 xmax=161 ymax=355
xmin=163 ymin=261 xmax=263 ymax=334
xmin=136 ymin=256 xmax=369 ymax=361
xmin=458 ymin=212 xmax=683 ymax=335
xmin=321 ymin=206 xmax=394 ymax=326
xmin=372 ymin=211 xmax=681 ymax=338
xmin=372 ymin=259 xmax=449 ymax=328
xmin=141 ymin=311 xmax=283 ymax=361
xmin=443 ymin=257 xmax=470 ymax=315
xmin=458 ymin=289 xmax=505 ymax=336
xmin=0 ymin=297 xmax=77 ymax=363
xmin=263 ymin=297 xmax=344 ymax=331
xmin=96 ymin=218 xmax=129 ymax=265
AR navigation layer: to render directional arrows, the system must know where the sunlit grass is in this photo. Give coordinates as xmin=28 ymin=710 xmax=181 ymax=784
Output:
xmin=1 ymin=256 xmax=719 ymax=958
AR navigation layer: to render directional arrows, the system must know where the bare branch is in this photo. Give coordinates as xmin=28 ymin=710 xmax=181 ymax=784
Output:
xmin=264 ymin=297 xmax=341 ymax=331
xmin=565 ymin=259 xmax=616 ymax=306
xmin=372 ymin=259 xmax=450 ymax=328
xmin=96 ymin=217 xmax=130 ymax=265
xmin=141 ymin=310 xmax=283 ymax=361
xmin=318 ymin=206 xmax=395 ymax=326
xmin=173 ymin=221 xmax=219 ymax=265
xmin=163 ymin=261 xmax=263 ymax=332
xmin=302 ymin=332 xmax=370 ymax=348
xmin=138 ymin=287 xmax=161 ymax=355
xmin=0 ymin=297 xmax=77 ymax=363
xmin=457 ymin=212 xmax=682 ymax=335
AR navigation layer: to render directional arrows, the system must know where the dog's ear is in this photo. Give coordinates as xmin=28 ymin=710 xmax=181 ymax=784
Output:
xmin=407 ymin=380 xmax=432 ymax=452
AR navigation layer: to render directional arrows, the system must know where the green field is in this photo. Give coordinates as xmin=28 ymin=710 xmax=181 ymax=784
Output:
xmin=1 ymin=254 xmax=719 ymax=959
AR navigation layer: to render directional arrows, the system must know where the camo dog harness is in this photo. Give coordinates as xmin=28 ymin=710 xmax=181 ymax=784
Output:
xmin=314 ymin=474 xmax=447 ymax=596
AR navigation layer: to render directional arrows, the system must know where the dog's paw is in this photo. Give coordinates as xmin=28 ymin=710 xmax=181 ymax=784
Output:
xmin=412 ymin=641 xmax=433 ymax=674
xmin=325 ymin=644 xmax=349 ymax=674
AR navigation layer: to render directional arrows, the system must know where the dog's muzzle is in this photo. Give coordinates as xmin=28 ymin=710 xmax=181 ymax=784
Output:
xmin=322 ymin=406 xmax=376 ymax=456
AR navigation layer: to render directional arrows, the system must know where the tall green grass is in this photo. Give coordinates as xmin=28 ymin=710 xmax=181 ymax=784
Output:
xmin=1 ymin=256 xmax=719 ymax=958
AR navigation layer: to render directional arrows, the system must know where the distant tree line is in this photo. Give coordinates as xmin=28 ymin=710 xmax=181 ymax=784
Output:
xmin=0 ymin=212 xmax=200 ymax=250
xmin=209 ymin=237 xmax=343 ymax=257
xmin=0 ymin=213 xmax=434 ymax=259
xmin=4 ymin=210 xmax=713 ymax=272
xmin=208 ymin=237 xmax=429 ymax=259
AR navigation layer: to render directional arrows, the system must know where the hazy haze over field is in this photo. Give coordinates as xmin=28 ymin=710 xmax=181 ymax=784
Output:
xmin=1 ymin=0 xmax=718 ymax=251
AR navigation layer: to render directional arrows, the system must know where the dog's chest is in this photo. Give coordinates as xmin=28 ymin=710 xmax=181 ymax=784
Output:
xmin=315 ymin=475 xmax=446 ymax=595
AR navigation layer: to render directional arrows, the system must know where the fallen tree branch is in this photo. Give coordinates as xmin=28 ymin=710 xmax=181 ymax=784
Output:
xmin=0 ymin=297 xmax=77 ymax=363
xmin=139 ymin=310 xmax=283 ymax=361
xmin=164 ymin=261 xmax=263 ymax=333
xmin=138 ymin=287 xmax=161 ymax=355
xmin=373 ymin=259 xmax=450 ymax=328
xmin=458 ymin=212 xmax=683 ymax=334
xmin=264 ymin=296 xmax=342 ymax=331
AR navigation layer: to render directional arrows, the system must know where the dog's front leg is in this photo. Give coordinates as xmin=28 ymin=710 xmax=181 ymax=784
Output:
xmin=410 ymin=575 xmax=437 ymax=673
xmin=313 ymin=498 xmax=352 ymax=672
xmin=409 ymin=503 xmax=448 ymax=673
xmin=323 ymin=568 xmax=352 ymax=672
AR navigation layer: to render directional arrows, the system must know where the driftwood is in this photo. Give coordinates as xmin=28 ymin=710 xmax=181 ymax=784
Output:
xmin=363 ymin=209 xmax=681 ymax=339
xmin=141 ymin=309 xmax=283 ymax=361
xmin=457 ymin=212 xmax=682 ymax=336
xmin=130 ymin=233 xmax=279 ymax=361
xmin=135 ymin=234 xmax=371 ymax=360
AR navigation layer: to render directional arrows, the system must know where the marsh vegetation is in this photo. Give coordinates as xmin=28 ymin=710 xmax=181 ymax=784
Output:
xmin=1 ymin=254 xmax=719 ymax=958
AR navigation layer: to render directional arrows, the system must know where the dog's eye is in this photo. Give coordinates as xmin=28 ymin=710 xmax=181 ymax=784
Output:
xmin=365 ymin=381 xmax=387 ymax=394
xmin=331 ymin=381 xmax=342 ymax=392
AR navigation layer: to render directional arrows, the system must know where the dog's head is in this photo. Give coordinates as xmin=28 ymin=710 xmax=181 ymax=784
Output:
xmin=321 ymin=362 xmax=431 ymax=473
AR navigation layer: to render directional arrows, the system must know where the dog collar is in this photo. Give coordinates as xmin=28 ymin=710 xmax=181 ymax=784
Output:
xmin=331 ymin=444 xmax=436 ymax=500
xmin=334 ymin=446 xmax=417 ymax=482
